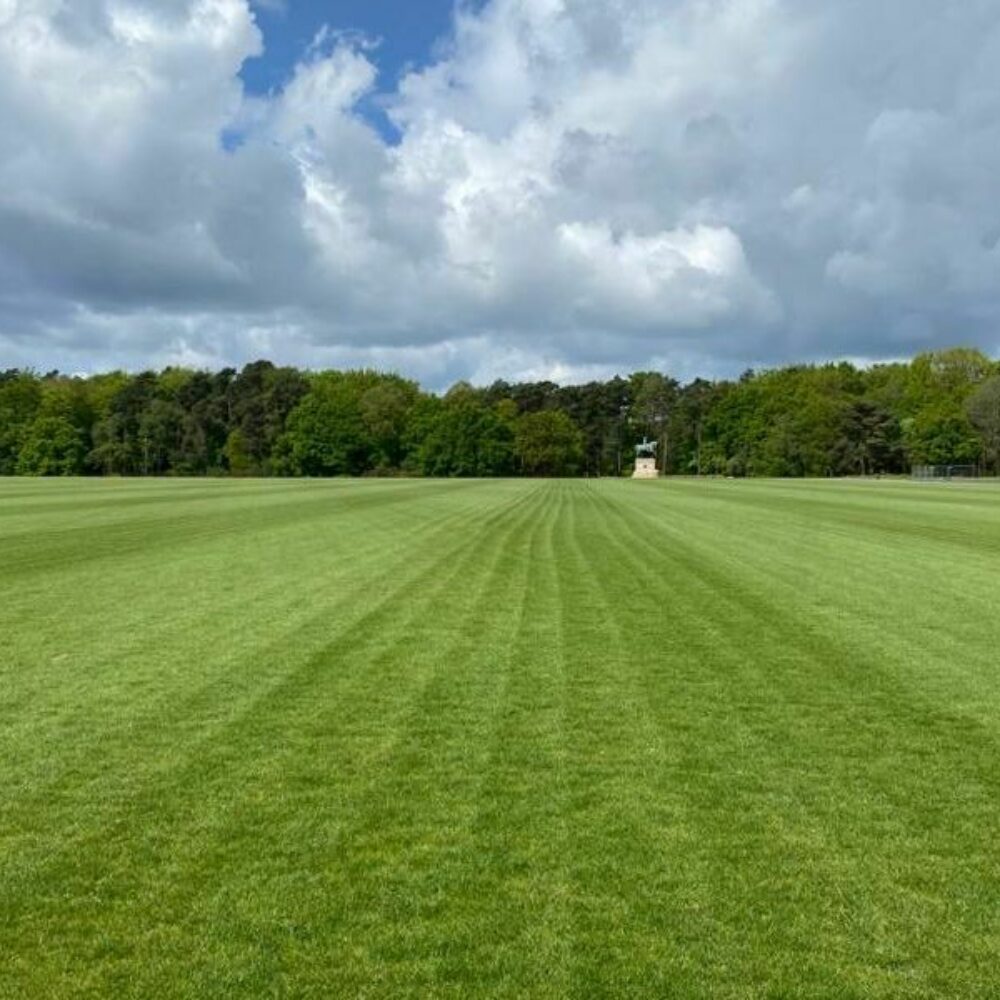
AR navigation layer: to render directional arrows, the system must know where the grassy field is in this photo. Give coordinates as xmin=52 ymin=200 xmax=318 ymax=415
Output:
xmin=1 ymin=477 xmax=999 ymax=998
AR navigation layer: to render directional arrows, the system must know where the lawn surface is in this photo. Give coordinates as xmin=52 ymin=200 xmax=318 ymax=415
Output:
xmin=1 ymin=477 xmax=999 ymax=998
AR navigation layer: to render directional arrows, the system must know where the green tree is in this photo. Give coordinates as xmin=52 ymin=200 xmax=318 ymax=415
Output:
xmin=833 ymin=400 xmax=903 ymax=475
xmin=902 ymin=403 xmax=981 ymax=466
xmin=275 ymin=375 xmax=370 ymax=476
xmin=0 ymin=372 xmax=43 ymax=475
xmin=965 ymin=376 xmax=1000 ymax=473
xmin=171 ymin=370 xmax=232 ymax=474
xmin=88 ymin=373 xmax=159 ymax=475
xmin=360 ymin=378 xmax=420 ymax=470
xmin=224 ymin=430 xmax=254 ymax=477
xmin=227 ymin=361 xmax=309 ymax=474
xmin=556 ymin=377 xmax=631 ymax=476
xmin=515 ymin=410 xmax=584 ymax=476
xmin=137 ymin=398 xmax=186 ymax=475
xmin=407 ymin=395 xmax=515 ymax=477
xmin=2 ymin=348 xmax=999 ymax=481
xmin=668 ymin=378 xmax=722 ymax=475
xmin=15 ymin=416 xmax=86 ymax=476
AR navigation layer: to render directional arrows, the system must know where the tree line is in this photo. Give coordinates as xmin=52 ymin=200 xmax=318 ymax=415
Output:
xmin=2 ymin=347 xmax=999 ymax=478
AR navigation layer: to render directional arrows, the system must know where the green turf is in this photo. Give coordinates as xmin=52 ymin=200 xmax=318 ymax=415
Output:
xmin=2 ymin=477 xmax=999 ymax=998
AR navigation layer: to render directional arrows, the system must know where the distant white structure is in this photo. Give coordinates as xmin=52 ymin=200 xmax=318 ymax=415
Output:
xmin=632 ymin=438 xmax=660 ymax=479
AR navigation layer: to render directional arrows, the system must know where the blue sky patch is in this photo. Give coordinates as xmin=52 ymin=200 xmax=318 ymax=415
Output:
xmin=241 ymin=0 xmax=472 ymax=140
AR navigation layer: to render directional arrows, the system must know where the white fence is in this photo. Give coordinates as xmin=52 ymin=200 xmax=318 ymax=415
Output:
xmin=911 ymin=465 xmax=980 ymax=480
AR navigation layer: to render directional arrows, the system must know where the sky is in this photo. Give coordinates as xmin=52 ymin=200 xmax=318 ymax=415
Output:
xmin=1 ymin=0 xmax=999 ymax=388
xmin=239 ymin=1 xmax=475 ymax=139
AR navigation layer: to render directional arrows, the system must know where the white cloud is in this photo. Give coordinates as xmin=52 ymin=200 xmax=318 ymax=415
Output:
xmin=555 ymin=221 xmax=779 ymax=327
xmin=1 ymin=0 xmax=999 ymax=386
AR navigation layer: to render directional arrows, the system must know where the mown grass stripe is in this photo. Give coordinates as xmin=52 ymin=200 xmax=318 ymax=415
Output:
xmin=1 ymin=478 xmax=999 ymax=998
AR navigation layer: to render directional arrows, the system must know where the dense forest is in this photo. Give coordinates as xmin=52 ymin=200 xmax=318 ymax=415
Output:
xmin=2 ymin=347 xmax=999 ymax=478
